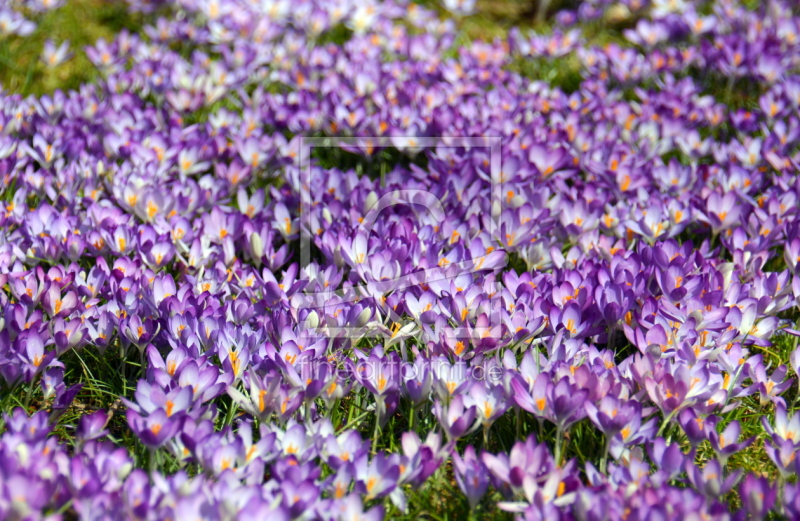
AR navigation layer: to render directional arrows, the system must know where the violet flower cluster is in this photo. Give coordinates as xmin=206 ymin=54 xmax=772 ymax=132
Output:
xmin=0 ymin=0 xmax=65 ymax=37
xmin=2 ymin=0 xmax=800 ymax=519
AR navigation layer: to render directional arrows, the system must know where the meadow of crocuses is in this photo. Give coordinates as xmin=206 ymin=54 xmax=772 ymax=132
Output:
xmin=3 ymin=0 xmax=800 ymax=519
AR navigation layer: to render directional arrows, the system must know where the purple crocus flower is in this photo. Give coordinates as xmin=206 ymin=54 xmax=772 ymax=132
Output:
xmin=18 ymin=331 xmax=54 ymax=383
xmin=751 ymin=364 xmax=794 ymax=406
xmin=453 ymin=445 xmax=488 ymax=509
xmin=52 ymin=317 xmax=88 ymax=355
xmin=352 ymin=349 xmax=400 ymax=427
xmin=325 ymin=430 xmax=369 ymax=470
xmin=678 ymin=408 xmax=710 ymax=448
xmin=333 ymin=495 xmax=384 ymax=521
xmin=740 ymin=474 xmax=776 ymax=521
xmin=465 ymin=381 xmax=508 ymax=431
xmin=280 ymin=479 xmax=320 ymax=518
xmin=699 ymin=191 xmax=743 ymax=235
xmin=127 ymin=408 xmax=183 ymax=448
xmin=41 ymin=365 xmax=66 ymax=401
xmin=124 ymin=380 xmax=193 ymax=419
xmin=765 ymin=437 xmax=799 ymax=479
xmin=647 ymin=438 xmax=686 ymax=481
xmin=41 ymin=39 xmax=72 ymax=67
xmin=402 ymin=356 xmax=433 ymax=406
xmin=687 ymin=459 xmax=742 ymax=499
xmin=442 ymin=0 xmax=476 ymax=17
xmin=707 ymin=420 xmax=754 ymax=467
xmin=784 ymin=482 xmax=800 ymax=519
xmin=585 ymin=395 xmax=639 ymax=440
xmin=517 ymin=375 xmax=588 ymax=431
xmin=42 ymin=285 xmax=78 ymax=319
xmin=791 ymin=346 xmax=800 ymax=393
xmin=761 ymin=400 xmax=800 ymax=445
xmin=354 ymin=453 xmax=400 ymax=501
xmin=433 ymin=395 xmax=478 ymax=441
xmin=399 ymin=431 xmax=447 ymax=488
xmin=511 ymin=373 xmax=551 ymax=420
xmin=482 ymin=435 xmax=556 ymax=496
xmin=75 ymin=410 xmax=112 ymax=446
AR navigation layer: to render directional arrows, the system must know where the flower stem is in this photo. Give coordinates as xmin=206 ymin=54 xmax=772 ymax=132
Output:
xmin=725 ymin=76 xmax=736 ymax=101
xmin=55 ymin=499 xmax=75 ymax=515
xmin=656 ymin=410 xmax=676 ymax=438
xmin=119 ymin=342 xmax=127 ymax=384
xmin=327 ymin=398 xmax=338 ymax=420
xmin=24 ymin=377 xmax=38 ymax=409
xmin=608 ymin=325 xmax=616 ymax=352
xmin=224 ymin=399 xmax=237 ymax=427
xmin=371 ymin=413 xmax=381 ymax=454
xmin=148 ymin=447 xmax=156 ymax=479
xmin=536 ymin=0 xmax=552 ymax=24
xmin=554 ymin=427 xmax=564 ymax=466
xmin=600 ymin=435 xmax=611 ymax=474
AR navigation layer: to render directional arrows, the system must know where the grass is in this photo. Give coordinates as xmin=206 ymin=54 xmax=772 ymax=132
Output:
xmin=0 ymin=0 xmax=142 ymax=96
xmin=1 ymin=0 xmax=798 ymax=518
